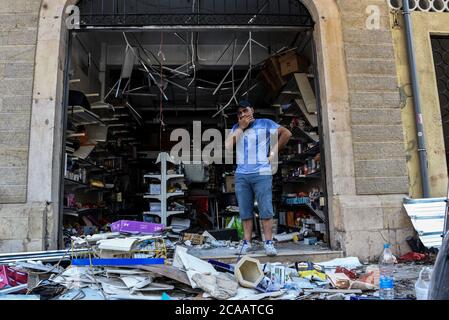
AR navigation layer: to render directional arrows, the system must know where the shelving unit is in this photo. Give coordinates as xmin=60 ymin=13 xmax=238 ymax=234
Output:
xmin=274 ymin=73 xmax=326 ymax=231
xmin=63 ymin=91 xmax=124 ymax=238
xmin=142 ymin=152 xmax=185 ymax=225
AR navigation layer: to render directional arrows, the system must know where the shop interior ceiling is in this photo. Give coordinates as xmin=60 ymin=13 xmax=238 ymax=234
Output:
xmin=71 ymin=29 xmax=313 ymax=150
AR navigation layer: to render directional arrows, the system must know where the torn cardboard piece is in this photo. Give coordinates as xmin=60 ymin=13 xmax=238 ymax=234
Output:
xmin=326 ymin=273 xmax=351 ymax=290
xmin=173 ymin=246 xmax=218 ymax=288
xmin=192 ymin=272 xmax=238 ymax=299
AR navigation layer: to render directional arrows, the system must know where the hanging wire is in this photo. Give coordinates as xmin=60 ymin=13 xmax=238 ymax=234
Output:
xmin=158 ymin=31 xmax=166 ymax=150
xmin=188 ymin=31 xmax=196 ymax=87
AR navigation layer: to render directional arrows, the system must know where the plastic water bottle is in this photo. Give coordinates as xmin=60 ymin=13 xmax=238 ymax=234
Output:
xmin=379 ymin=243 xmax=395 ymax=300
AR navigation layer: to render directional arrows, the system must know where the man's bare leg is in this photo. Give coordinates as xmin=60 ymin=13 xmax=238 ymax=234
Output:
xmin=262 ymin=219 xmax=273 ymax=241
xmin=243 ymin=219 xmax=253 ymax=242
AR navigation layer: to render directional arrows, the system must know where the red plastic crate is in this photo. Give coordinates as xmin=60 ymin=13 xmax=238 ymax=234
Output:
xmin=0 ymin=265 xmax=28 ymax=290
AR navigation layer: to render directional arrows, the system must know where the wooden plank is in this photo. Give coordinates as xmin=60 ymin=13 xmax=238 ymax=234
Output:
xmin=295 ymin=99 xmax=318 ymax=127
xmin=196 ymin=250 xmax=343 ymax=265
xmin=295 ymin=73 xmax=317 ymax=113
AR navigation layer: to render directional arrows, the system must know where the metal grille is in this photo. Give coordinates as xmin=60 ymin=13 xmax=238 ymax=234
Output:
xmin=431 ymin=37 xmax=449 ymax=165
xmin=77 ymin=0 xmax=314 ymax=28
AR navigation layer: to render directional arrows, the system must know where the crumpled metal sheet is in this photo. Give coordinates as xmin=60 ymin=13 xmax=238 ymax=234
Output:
xmin=403 ymin=198 xmax=445 ymax=248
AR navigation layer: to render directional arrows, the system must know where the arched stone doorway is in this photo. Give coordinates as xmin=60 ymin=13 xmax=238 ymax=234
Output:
xmin=28 ymin=0 xmax=354 ymax=251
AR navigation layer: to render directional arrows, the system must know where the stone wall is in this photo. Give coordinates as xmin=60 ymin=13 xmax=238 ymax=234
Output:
xmin=331 ymin=0 xmax=415 ymax=260
xmin=0 ymin=202 xmax=53 ymax=252
xmin=392 ymin=12 xmax=449 ymax=198
xmin=0 ymin=1 xmax=51 ymax=253
xmin=332 ymin=194 xmax=415 ymax=261
xmin=337 ymin=0 xmax=409 ymax=195
xmin=0 ymin=0 xmax=41 ymax=203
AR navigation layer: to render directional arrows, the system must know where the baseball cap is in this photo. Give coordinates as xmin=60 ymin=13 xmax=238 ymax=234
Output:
xmin=237 ymin=99 xmax=253 ymax=109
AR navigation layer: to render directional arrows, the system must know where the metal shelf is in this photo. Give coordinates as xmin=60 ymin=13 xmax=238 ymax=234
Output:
xmin=68 ymin=155 xmax=112 ymax=174
xmin=301 ymin=144 xmax=320 ymax=156
xmin=64 ymin=178 xmax=88 ymax=188
xmin=64 ymin=178 xmax=111 ymax=192
xmin=304 ymin=203 xmax=326 ymax=222
xmin=290 ymin=126 xmax=319 ymax=142
xmin=281 ymin=145 xmax=320 ymax=164
xmin=67 ymin=105 xmax=105 ymax=126
xmin=143 ymin=210 xmax=185 ymax=217
xmin=282 ymin=172 xmax=321 ymax=181
xmin=143 ymin=174 xmax=184 ymax=180
xmin=143 ymin=192 xmax=184 ymax=200
xmin=281 ymin=202 xmax=326 ymax=222
xmin=280 ymin=113 xmax=300 ymax=117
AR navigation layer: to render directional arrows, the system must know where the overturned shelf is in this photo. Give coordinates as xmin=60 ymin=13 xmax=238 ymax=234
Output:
xmin=301 ymin=144 xmax=320 ymax=156
xmin=282 ymin=202 xmax=326 ymax=222
xmin=291 ymin=126 xmax=319 ymax=142
xmin=68 ymin=105 xmax=105 ymax=126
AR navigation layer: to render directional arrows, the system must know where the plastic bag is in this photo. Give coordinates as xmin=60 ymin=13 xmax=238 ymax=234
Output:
xmin=225 ymin=216 xmax=244 ymax=240
xmin=233 ymin=218 xmax=244 ymax=240
xmin=414 ymin=267 xmax=432 ymax=300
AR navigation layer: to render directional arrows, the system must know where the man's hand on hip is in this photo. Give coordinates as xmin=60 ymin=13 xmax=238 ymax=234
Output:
xmin=268 ymin=150 xmax=278 ymax=164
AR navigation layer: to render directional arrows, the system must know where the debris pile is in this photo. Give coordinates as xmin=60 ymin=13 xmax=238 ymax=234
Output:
xmin=0 ymin=221 xmax=434 ymax=300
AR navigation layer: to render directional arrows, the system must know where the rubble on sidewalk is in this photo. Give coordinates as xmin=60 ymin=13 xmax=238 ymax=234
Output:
xmin=0 ymin=225 xmax=437 ymax=300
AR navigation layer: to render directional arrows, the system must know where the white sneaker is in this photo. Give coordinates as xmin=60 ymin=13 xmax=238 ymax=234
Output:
xmin=264 ymin=240 xmax=277 ymax=256
xmin=237 ymin=240 xmax=252 ymax=255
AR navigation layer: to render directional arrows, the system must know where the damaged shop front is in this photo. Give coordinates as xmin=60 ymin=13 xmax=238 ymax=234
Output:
xmin=49 ymin=0 xmax=338 ymax=261
xmin=1 ymin=0 xmax=427 ymax=294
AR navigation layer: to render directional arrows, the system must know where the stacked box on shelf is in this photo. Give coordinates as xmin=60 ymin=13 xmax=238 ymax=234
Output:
xmin=149 ymin=184 xmax=161 ymax=195
xmin=149 ymin=203 xmax=161 ymax=212
xmin=278 ymin=51 xmax=309 ymax=77
xmin=284 ymin=197 xmax=310 ymax=205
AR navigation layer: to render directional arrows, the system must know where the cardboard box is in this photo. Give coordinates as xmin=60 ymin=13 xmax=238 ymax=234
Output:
xmin=225 ymin=176 xmax=235 ymax=193
xmin=261 ymin=56 xmax=287 ymax=93
xmin=149 ymin=184 xmax=161 ymax=195
xmin=182 ymin=233 xmax=205 ymax=245
xmin=278 ymin=51 xmax=309 ymax=77
xmin=149 ymin=202 xmax=162 ymax=212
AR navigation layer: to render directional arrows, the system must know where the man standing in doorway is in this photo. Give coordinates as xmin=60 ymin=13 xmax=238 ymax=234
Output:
xmin=225 ymin=100 xmax=292 ymax=256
